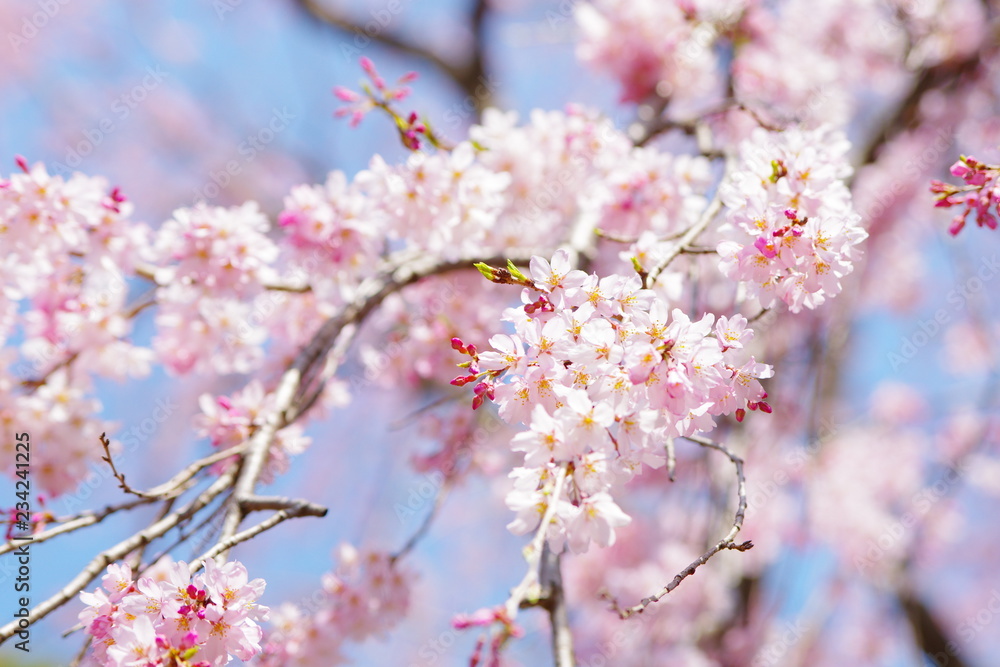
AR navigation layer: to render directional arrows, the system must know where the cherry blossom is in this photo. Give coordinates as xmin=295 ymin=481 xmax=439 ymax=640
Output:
xmin=79 ymin=557 xmax=268 ymax=667
xmin=459 ymin=250 xmax=773 ymax=554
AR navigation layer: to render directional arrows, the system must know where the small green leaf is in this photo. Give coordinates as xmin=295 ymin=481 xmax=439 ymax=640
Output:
xmin=474 ymin=262 xmax=496 ymax=281
xmin=506 ymin=259 xmax=528 ymax=282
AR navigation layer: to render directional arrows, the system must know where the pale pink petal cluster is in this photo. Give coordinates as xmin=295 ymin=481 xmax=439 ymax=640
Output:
xmin=194 ymin=380 xmax=310 ymax=483
xmin=277 ymin=170 xmax=382 ymax=283
xmin=356 ymin=142 xmax=511 ymax=260
xmin=148 ymin=203 xmax=279 ymax=374
xmin=460 ymin=250 xmax=773 ymax=553
xmin=79 ymin=558 xmax=268 ymax=666
xmin=717 ymin=126 xmax=867 ymax=312
xmin=574 ymin=0 xmax=739 ymax=104
xmin=0 ymin=160 xmax=151 ymax=496
xmin=258 ymin=545 xmax=411 ymax=666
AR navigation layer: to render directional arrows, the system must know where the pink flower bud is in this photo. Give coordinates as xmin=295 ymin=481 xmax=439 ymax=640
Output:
xmin=333 ymin=86 xmax=360 ymax=102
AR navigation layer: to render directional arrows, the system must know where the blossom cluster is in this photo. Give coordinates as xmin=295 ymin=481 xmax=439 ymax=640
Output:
xmin=931 ymin=155 xmax=1000 ymax=235
xmin=456 ymin=250 xmax=772 ymax=553
xmin=193 ymin=380 xmax=311 ymax=484
xmin=258 ymin=545 xmax=411 ymax=666
xmin=717 ymin=126 xmax=868 ymax=312
xmin=0 ymin=158 xmax=151 ymax=496
xmin=575 ymin=0 xmax=986 ymax=127
xmin=575 ymin=0 xmax=739 ymax=105
xmin=147 ymin=202 xmax=280 ymax=375
xmin=79 ymin=558 xmax=268 ymax=667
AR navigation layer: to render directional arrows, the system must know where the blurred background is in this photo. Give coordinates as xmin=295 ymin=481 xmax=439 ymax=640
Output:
xmin=1 ymin=0 xmax=999 ymax=666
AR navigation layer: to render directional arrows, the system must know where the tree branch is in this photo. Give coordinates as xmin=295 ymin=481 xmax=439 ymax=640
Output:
xmin=898 ymin=589 xmax=971 ymax=667
xmin=505 ymin=466 xmax=568 ymax=619
xmin=0 ymin=470 xmax=237 ymax=643
xmin=217 ymin=253 xmax=533 ymax=557
xmin=603 ymin=435 xmax=752 ymax=619
xmin=189 ymin=501 xmax=326 ymax=574
xmin=294 ymin=0 xmax=492 ymax=108
xmin=539 ymin=544 xmax=576 ymax=667
xmin=391 ymin=481 xmax=449 ymax=564
xmin=645 ymin=154 xmax=733 ymax=288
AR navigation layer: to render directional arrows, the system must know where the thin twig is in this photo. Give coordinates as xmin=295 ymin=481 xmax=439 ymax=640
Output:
xmin=0 ymin=470 xmax=237 ymax=643
xmin=99 ymin=433 xmax=146 ymax=498
xmin=603 ymin=435 xmax=752 ymax=619
xmin=645 ymin=154 xmax=733 ymax=288
xmin=392 ymin=482 xmax=450 ymax=564
xmin=0 ymin=497 xmax=159 ymax=557
xmin=294 ymin=0 xmax=488 ymax=104
xmin=189 ymin=503 xmax=326 ymax=573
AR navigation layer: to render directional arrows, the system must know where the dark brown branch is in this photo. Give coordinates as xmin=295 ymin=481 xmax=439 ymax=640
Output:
xmin=239 ymin=495 xmax=328 ymax=516
xmin=295 ymin=0 xmax=492 ymax=108
xmin=217 ymin=254 xmax=532 ymax=554
xmin=858 ymin=51 xmax=987 ymax=168
xmin=898 ymin=589 xmax=971 ymax=667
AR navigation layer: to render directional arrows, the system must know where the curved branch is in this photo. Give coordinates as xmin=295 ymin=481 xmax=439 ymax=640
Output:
xmin=217 ymin=253 xmax=532 ymax=556
xmin=294 ymin=0 xmax=492 ymax=107
xmin=0 ymin=470 xmax=237 ymax=643
xmin=645 ymin=154 xmax=733 ymax=288
xmin=189 ymin=501 xmax=327 ymax=574
xmin=604 ymin=435 xmax=752 ymax=619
